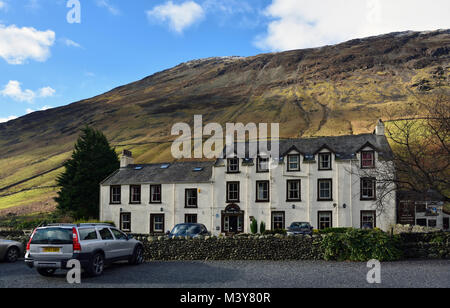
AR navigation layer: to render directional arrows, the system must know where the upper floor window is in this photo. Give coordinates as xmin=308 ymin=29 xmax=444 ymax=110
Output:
xmin=110 ymin=185 xmax=121 ymax=204
xmin=227 ymin=158 xmax=240 ymax=173
xmin=361 ymin=178 xmax=376 ymax=200
xmin=319 ymin=153 xmax=332 ymax=170
xmin=185 ymin=189 xmax=198 ymax=208
xmin=227 ymin=182 xmax=240 ymax=203
xmin=361 ymin=151 xmax=375 ymax=169
xmin=150 ymin=185 xmax=162 ymax=204
xmin=318 ymin=179 xmax=332 ymax=201
xmin=130 ymin=185 xmax=141 ymax=204
xmin=287 ymin=154 xmax=300 ymax=171
xmin=256 ymin=181 xmax=270 ymax=202
xmin=257 ymin=157 xmax=269 ymax=173
xmin=286 ymin=180 xmax=301 ymax=201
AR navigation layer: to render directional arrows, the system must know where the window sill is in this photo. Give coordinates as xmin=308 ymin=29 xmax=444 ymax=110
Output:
xmin=129 ymin=202 xmax=142 ymax=205
xmin=110 ymin=203 xmax=121 ymax=205
xmin=256 ymin=200 xmax=270 ymax=203
xmin=150 ymin=202 xmax=162 ymax=204
xmin=317 ymin=199 xmax=333 ymax=202
xmin=318 ymin=169 xmax=332 ymax=171
xmin=226 ymin=200 xmax=240 ymax=204
xmin=286 ymin=199 xmax=302 ymax=202
xmin=360 ymin=198 xmax=376 ymax=201
xmin=226 ymin=171 xmax=241 ymax=174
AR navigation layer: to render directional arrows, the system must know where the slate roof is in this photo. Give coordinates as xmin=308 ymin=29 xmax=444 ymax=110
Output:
xmin=222 ymin=133 xmax=393 ymax=160
xmin=102 ymin=133 xmax=393 ymax=186
xmin=101 ymin=161 xmax=214 ymax=186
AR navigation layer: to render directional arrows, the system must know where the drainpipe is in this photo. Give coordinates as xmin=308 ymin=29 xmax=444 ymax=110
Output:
xmin=173 ymin=183 xmax=176 ymax=230
xmin=336 ymin=159 xmax=339 ymax=227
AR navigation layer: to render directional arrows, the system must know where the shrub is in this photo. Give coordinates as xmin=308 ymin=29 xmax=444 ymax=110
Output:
xmin=319 ymin=227 xmax=353 ymax=234
xmin=321 ymin=229 xmax=402 ymax=262
xmin=260 ymin=221 xmax=266 ymax=234
xmin=250 ymin=219 xmax=258 ymax=234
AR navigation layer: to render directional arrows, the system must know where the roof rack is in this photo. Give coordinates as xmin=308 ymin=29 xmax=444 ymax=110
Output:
xmin=44 ymin=223 xmax=114 ymax=227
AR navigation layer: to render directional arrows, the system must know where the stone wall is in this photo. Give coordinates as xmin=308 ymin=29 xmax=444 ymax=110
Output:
xmin=398 ymin=232 xmax=450 ymax=259
xmin=134 ymin=234 xmax=324 ymax=261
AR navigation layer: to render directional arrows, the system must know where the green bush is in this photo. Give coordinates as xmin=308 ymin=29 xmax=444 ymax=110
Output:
xmin=250 ymin=219 xmax=258 ymax=234
xmin=321 ymin=229 xmax=402 ymax=262
xmin=319 ymin=227 xmax=353 ymax=234
xmin=260 ymin=222 xmax=266 ymax=234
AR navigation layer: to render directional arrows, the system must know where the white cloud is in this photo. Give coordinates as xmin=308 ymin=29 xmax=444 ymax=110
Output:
xmin=0 ymin=115 xmax=17 ymax=123
xmin=0 ymin=1 xmax=6 ymax=10
xmin=0 ymin=24 xmax=55 ymax=64
xmin=147 ymin=1 xmax=205 ymax=33
xmin=38 ymin=87 xmax=56 ymax=98
xmin=0 ymin=80 xmax=55 ymax=103
xmin=63 ymin=38 xmax=82 ymax=48
xmin=96 ymin=0 xmax=120 ymax=15
xmin=26 ymin=105 xmax=52 ymax=114
xmin=256 ymin=0 xmax=450 ymax=51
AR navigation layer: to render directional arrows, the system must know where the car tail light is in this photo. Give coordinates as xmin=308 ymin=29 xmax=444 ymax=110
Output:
xmin=26 ymin=229 xmax=36 ymax=251
xmin=72 ymin=227 xmax=81 ymax=253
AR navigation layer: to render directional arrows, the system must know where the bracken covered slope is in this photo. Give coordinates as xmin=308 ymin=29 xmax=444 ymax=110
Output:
xmin=0 ymin=30 xmax=449 ymax=214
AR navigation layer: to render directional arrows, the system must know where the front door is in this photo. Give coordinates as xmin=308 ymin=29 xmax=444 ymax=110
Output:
xmin=228 ymin=216 xmax=238 ymax=233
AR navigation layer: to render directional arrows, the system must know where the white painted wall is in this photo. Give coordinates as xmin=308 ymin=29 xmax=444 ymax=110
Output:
xmin=100 ymin=150 xmax=397 ymax=234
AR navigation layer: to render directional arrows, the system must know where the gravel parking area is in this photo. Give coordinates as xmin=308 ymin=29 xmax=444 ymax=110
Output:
xmin=0 ymin=259 xmax=449 ymax=288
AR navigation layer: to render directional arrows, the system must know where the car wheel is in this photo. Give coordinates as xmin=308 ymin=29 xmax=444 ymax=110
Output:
xmin=5 ymin=246 xmax=20 ymax=263
xmin=37 ymin=268 xmax=56 ymax=277
xmin=129 ymin=245 xmax=144 ymax=265
xmin=87 ymin=253 xmax=105 ymax=277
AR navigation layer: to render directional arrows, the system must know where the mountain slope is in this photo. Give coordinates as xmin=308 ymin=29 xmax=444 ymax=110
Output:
xmin=0 ymin=30 xmax=449 ymax=215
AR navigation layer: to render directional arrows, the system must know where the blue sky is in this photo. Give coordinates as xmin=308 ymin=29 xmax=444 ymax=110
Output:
xmin=1 ymin=0 xmax=449 ymax=122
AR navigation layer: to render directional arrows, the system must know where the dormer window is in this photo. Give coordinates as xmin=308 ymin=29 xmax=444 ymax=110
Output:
xmin=319 ymin=153 xmax=332 ymax=170
xmin=287 ymin=154 xmax=300 ymax=171
xmin=361 ymin=151 xmax=375 ymax=169
xmin=227 ymin=158 xmax=240 ymax=173
xmin=257 ymin=157 xmax=269 ymax=173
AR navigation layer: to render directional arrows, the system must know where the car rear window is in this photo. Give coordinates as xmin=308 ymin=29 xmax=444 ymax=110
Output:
xmin=79 ymin=228 xmax=98 ymax=241
xmin=31 ymin=228 xmax=72 ymax=245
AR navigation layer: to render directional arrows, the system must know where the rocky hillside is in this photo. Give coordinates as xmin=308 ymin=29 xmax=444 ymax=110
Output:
xmin=0 ymin=29 xmax=449 ymax=214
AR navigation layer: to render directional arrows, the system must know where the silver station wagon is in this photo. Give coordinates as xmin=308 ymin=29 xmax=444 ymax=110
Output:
xmin=25 ymin=223 xmax=144 ymax=277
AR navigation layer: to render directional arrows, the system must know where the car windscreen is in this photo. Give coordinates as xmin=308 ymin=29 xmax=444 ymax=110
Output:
xmin=171 ymin=225 xmax=201 ymax=236
xmin=30 ymin=228 xmax=73 ymax=245
xmin=290 ymin=223 xmax=310 ymax=228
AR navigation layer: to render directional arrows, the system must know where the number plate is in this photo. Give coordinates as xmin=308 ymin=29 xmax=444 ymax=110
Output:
xmin=43 ymin=247 xmax=61 ymax=253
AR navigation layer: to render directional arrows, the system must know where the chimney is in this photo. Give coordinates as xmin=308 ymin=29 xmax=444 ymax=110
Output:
xmin=375 ymin=119 xmax=385 ymax=136
xmin=120 ymin=150 xmax=134 ymax=168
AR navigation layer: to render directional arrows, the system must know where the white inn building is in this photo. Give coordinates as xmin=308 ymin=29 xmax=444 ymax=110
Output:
xmin=100 ymin=121 xmax=397 ymax=235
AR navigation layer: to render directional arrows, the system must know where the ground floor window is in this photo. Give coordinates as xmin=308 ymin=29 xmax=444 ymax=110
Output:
xmin=271 ymin=211 xmax=285 ymax=230
xmin=185 ymin=214 xmax=198 ymax=224
xmin=361 ymin=211 xmax=376 ymax=229
xmin=318 ymin=211 xmax=332 ymax=230
xmin=427 ymin=219 xmax=437 ymax=228
xmin=150 ymin=214 xmax=165 ymax=234
xmin=120 ymin=213 xmax=131 ymax=232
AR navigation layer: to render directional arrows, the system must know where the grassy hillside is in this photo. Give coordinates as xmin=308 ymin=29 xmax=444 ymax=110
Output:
xmin=0 ymin=30 xmax=449 ymax=216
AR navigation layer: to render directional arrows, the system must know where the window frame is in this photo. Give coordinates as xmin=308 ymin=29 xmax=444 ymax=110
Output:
xmin=185 ymin=189 xmax=198 ymax=208
xmin=119 ymin=212 xmax=131 ymax=232
xmin=150 ymin=184 xmax=162 ymax=204
xmin=150 ymin=214 xmax=165 ymax=234
xmin=360 ymin=211 xmax=376 ymax=229
xmin=256 ymin=180 xmax=270 ymax=202
xmin=360 ymin=178 xmax=377 ymax=201
xmin=361 ymin=150 xmax=376 ymax=169
xmin=256 ymin=157 xmax=270 ymax=173
xmin=317 ymin=179 xmax=333 ymax=201
xmin=318 ymin=153 xmax=332 ymax=171
xmin=227 ymin=158 xmax=240 ymax=173
xmin=110 ymin=185 xmax=121 ymax=204
xmin=129 ymin=185 xmax=141 ymax=204
xmin=185 ymin=214 xmax=198 ymax=224
xmin=318 ymin=211 xmax=333 ymax=230
xmin=271 ymin=211 xmax=285 ymax=230
xmin=226 ymin=181 xmax=240 ymax=203
xmin=286 ymin=179 xmax=301 ymax=202
xmin=287 ymin=154 xmax=300 ymax=172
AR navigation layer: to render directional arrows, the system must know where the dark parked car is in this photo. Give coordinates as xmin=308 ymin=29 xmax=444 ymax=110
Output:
xmin=287 ymin=222 xmax=314 ymax=236
xmin=169 ymin=223 xmax=209 ymax=238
